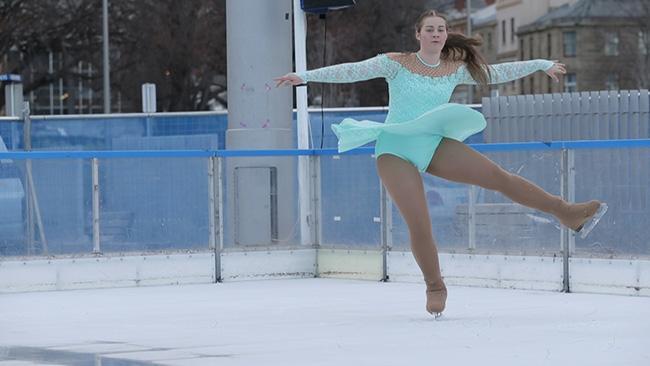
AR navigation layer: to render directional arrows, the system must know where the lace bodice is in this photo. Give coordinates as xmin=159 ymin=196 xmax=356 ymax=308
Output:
xmin=298 ymin=53 xmax=553 ymax=123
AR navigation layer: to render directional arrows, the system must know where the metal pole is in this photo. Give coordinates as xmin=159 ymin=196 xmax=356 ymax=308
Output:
xmin=92 ymin=158 xmax=101 ymax=253
xmin=309 ymin=155 xmax=322 ymax=247
xmin=22 ymin=102 xmax=48 ymax=254
xmin=23 ymin=100 xmax=34 ymax=254
xmin=567 ymin=149 xmax=576 ymax=255
xmin=468 ymin=185 xmax=477 ymax=250
xmin=102 ymin=0 xmax=111 ymax=113
xmin=49 ymin=52 xmax=54 ymax=114
xmin=293 ymin=0 xmax=312 ymax=246
xmin=466 ymin=0 xmax=473 ymax=104
xmin=380 ymin=183 xmax=390 ymax=281
xmin=78 ymin=61 xmax=83 ymax=114
xmin=216 ymin=157 xmax=224 ymax=282
xmin=208 ymin=157 xmax=217 ymax=250
xmin=560 ymin=148 xmax=570 ymax=292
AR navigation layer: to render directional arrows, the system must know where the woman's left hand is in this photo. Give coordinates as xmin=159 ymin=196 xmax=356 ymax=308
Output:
xmin=545 ymin=60 xmax=566 ymax=83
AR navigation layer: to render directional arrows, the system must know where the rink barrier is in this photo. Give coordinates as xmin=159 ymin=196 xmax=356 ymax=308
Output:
xmin=1 ymin=138 xmax=649 ymax=295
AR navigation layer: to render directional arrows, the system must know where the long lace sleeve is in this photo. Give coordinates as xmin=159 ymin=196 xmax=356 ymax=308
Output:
xmin=455 ymin=59 xmax=554 ymax=85
xmin=297 ymin=54 xmax=399 ymax=84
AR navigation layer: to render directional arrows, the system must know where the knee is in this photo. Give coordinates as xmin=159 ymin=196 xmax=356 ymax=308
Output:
xmin=408 ymin=223 xmax=434 ymax=242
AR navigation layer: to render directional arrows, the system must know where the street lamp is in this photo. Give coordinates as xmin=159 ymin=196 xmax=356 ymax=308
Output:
xmin=102 ymin=0 xmax=110 ymax=113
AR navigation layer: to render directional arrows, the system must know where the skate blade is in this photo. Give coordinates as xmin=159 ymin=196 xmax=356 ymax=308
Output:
xmin=433 ymin=312 xmax=443 ymax=320
xmin=577 ymin=203 xmax=608 ymax=239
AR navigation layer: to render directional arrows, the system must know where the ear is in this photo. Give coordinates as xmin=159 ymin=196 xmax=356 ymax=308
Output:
xmin=415 ymin=31 xmax=420 ymax=41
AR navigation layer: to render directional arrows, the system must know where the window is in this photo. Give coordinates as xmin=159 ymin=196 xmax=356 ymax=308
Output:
xmin=605 ymin=73 xmax=618 ymax=90
xmin=510 ymin=18 xmax=515 ymax=43
xmin=605 ymin=32 xmax=619 ymax=56
xmin=520 ymin=39 xmax=524 ymax=59
xmin=487 ymin=32 xmax=493 ymax=51
xmin=547 ymin=33 xmax=552 ymax=58
xmin=502 ymin=20 xmax=506 ymax=45
xmin=564 ymin=73 xmax=577 ymax=92
xmin=563 ymin=31 xmax=576 ymax=57
xmin=529 ymin=36 xmax=534 ymax=58
xmin=640 ymin=31 xmax=648 ymax=55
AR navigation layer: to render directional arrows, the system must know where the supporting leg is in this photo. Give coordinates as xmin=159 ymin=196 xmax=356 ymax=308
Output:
xmin=377 ymin=154 xmax=447 ymax=315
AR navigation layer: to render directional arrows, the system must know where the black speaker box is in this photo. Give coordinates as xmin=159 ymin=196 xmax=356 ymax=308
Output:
xmin=301 ymin=0 xmax=355 ymax=14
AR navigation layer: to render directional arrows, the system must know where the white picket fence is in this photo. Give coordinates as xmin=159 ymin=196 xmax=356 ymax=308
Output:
xmin=482 ymin=89 xmax=650 ymax=142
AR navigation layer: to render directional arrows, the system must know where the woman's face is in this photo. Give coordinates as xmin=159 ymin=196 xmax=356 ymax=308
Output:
xmin=416 ymin=16 xmax=447 ymax=52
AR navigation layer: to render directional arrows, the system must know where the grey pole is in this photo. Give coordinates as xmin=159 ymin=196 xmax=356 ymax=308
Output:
xmin=102 ymin=0 xmax=111 ymax=113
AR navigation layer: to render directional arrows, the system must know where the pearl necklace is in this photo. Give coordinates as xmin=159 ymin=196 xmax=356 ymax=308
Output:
xmin=416 ymin=52 xmax=441 ymax=68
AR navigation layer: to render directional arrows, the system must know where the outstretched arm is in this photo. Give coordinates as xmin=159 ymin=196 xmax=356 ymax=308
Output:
xmin=275 ymin=54 xmax=398 ymax=87
xmin=456 ymin=59 xmax=565 ymax=85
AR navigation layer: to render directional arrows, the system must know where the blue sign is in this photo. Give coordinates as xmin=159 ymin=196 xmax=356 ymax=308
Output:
xmin=0 ymin=74 xmax=21 ymax=82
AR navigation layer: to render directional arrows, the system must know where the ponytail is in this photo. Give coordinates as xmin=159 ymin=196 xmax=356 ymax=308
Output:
xmin=442 ymin=33 xmax=491 ymax=86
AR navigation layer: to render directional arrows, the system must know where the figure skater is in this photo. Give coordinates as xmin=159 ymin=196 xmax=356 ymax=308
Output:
xmin=275 ymin=9 xmax=607 ymax=318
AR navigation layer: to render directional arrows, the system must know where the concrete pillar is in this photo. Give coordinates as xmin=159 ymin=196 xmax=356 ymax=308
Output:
xmin=225 ymin=0 xmax=295 ymax=246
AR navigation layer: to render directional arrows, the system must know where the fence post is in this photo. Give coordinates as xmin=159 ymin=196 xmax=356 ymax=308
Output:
xmin=309 ymin=155 xmax=322 ymax=248
xmin=208 ymin=157 xmax=217 ymax=251
xmin=380 ymin=181 xmax=392 ymax=282
xmin=560 ymin=148 xmax=575 ymax=292
xmin=214 ymin=157 xmax=224 ymax=282
xmin=310 ymin=155 xmax=322 ymax=278
xmin=468 ymin=185 xmax=477 ymax=251
xmin=92 ymin=158 xmax=101 ymax=254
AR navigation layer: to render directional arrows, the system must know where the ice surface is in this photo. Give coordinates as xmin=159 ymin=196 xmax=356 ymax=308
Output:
xmin=1 ymin=279 xmax=649 ymax=366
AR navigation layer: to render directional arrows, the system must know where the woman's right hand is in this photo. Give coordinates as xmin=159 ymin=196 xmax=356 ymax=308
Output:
xmin=274 ymin=73 xmax=304 ymax=87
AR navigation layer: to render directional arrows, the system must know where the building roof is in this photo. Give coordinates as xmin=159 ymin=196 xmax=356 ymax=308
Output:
xmin=472 ymin=3 xmax=496 ymax=28
xmin=446 ymin=2 xmax=496 ymax=28
xmin=519 ymin=0 xmax=647 ymax=34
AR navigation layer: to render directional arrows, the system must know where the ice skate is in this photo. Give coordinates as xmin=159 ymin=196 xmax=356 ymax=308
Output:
xmin=425 ymin=283 xmax=447 ymax=319
xmin=558 ymin=200 xmax=608 ymax=239
xmin=575 ymin=202 xmax=608 ymax=239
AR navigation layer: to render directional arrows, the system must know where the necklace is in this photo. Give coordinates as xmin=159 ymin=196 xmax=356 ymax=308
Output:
xmin=416 ymin=52 xmax=441 ymax=68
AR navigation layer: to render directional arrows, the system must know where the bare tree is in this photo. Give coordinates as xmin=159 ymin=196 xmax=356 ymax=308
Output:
xmin=0 ymin=0 xmax=226 ymax=113
xmin=2 ymin=0 xmax=462 ymax=113
xmin=0 ymin=0 xmax=105 ymax=113
xmin=112 ymin=0 xmax=226 ymax=112
xmin=305 ymin=0 xmax=449 ymax=107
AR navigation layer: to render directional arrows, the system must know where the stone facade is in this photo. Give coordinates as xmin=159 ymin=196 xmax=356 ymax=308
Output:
xmin=519 ymin=18 xmax=649 ymax=94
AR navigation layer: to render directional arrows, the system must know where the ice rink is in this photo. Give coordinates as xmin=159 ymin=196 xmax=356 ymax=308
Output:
xmin=1 ymin=278 xmax=649 ymax=366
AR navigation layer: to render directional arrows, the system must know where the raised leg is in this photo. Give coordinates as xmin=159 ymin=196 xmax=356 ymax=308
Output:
xmin=426 ymin=138 xmax=601 ymax=232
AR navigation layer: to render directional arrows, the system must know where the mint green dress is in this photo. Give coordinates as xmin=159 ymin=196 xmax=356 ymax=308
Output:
xmin=298 ymin=54 xmax=553 ymax=172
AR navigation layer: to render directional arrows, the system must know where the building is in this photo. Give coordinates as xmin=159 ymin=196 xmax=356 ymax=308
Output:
xmin=518 ymin=0 xmax=650 ymax=94
xmin=448 ymin=2 xmax=498 ymax=103
xmin=494 ymin=0 xmax=580 ymax=97
xmin=447 ymin=0 xmax=580 ymax=103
